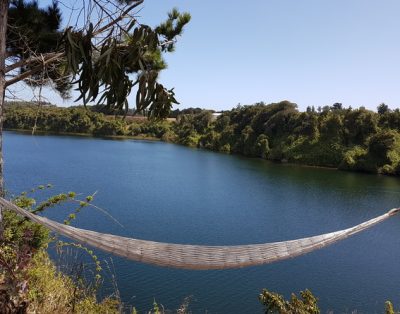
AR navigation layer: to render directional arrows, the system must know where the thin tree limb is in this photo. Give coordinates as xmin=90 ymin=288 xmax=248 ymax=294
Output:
xmin=5 ymin=54 xmax=62 ymax=87
xmin=92 ymin=0 xmax=143 ymax=36
xmin=5 ymin=52 xmax=62 ymax=74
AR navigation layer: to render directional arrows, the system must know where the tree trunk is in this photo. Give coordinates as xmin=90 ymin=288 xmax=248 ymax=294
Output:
xmin=0 ymin=0 xmax=9 ymax=232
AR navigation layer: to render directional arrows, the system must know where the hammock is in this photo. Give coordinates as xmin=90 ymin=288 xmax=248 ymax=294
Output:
xmin=1 ymin=197 xmax=398 ymax=270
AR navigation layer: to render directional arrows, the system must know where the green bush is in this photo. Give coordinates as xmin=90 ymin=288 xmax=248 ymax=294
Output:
xmin=0 ymin=191 xmax=121 ymax=313
xmin=259 ymin=289 xmax=319 ymax=314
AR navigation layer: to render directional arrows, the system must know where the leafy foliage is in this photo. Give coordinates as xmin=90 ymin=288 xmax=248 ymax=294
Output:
xmin=4 ymin=103 xmax=172 ymax=137
xmin=6 ymin=0 xmax=70 ymax=95
xmin=177 ymin=102 xmax=400 ymax=175
xmin=7 ymin=0 xmax=62 ymax=56
xmin=0 ymin=187 xmax=121 ymax=312
xmin=63 ymin=7 xmax=190 ymax=117
xmin=6 ymin=1 xmax=191 ymax=118
xmin=259 ymin=289 xmax=320 ymax=314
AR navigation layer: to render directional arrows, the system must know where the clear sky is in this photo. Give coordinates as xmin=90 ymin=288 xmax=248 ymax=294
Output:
xmin=11 ymin=0 xmax=400 ymax=111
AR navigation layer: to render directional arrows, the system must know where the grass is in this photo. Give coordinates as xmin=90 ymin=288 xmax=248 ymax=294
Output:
xmin=27 ymin=250 xmax=120 ymax=314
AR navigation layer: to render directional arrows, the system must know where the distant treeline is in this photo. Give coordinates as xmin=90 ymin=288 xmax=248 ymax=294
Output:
xmin=4 ymin=103 xmax=172 ymax=138
xmin=4 ymin=101 xmax=400 ymax=175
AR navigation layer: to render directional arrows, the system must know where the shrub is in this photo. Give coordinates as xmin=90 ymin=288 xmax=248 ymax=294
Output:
xmin=259 ymin=289 xmax=320 ymax=314
xmin=0 ymin=191 xmax=121 ymax=312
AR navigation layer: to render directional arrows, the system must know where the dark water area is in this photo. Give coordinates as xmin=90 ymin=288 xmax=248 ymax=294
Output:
xmin=4 ymin=131 xmax=400 ymax=313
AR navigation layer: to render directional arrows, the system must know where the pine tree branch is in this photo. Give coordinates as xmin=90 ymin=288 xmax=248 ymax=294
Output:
xmin=5 ymin=0 xmax=144 ymax=86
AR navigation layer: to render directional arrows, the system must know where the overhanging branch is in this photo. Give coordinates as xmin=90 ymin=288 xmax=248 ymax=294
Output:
xmin=5 ymin=52 xmax=63 ymax=74
xmin=5 ymin=53 xmax=63 ymax=87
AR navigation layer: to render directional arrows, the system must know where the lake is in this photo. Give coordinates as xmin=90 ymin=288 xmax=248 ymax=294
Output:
xmin=4 ymin=131 xmax=400 ymax=313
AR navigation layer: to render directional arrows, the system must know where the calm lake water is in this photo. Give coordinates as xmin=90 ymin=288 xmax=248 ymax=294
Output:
xmin=4 ymin=131 xmax=400 ymax=313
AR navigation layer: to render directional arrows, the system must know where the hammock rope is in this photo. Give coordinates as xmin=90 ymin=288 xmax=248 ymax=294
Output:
xmin=1 ymin=197 xmax=398 ymax=270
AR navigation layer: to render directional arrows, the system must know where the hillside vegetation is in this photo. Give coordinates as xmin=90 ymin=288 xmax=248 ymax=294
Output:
xmin=4 ymin=101 xmax=400 ymax=175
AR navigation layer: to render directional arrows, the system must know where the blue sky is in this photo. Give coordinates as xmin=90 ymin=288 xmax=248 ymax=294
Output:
xmin=12 ymin=0 xmax=400 ymax=111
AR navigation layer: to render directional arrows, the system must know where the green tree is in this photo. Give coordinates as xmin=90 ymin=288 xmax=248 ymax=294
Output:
xmin=192 ymin=110 xmax=213 ymax=134
xmin=0 ymin=0 xmax=190 ymax=227
xmin=379 ymin=109 xmax=400 ymax=131
xmin=320 ymin=112 xmax=343 ymax=141
xmin=343 ymin=108 xmax=378 ymax=145
xmin=295 ymin=112 xmax=319 ymax=140
xmin=331 ymin=102 xmax=343 ymax=110
xmin=368 ymin=130 xmax=400 ymax=172
xmin=378 ymin=103 xmax=390 ymax=115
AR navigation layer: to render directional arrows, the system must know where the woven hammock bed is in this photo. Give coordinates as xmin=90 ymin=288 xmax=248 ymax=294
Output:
xmin=1 ymin=197 xmax=399 ymax=270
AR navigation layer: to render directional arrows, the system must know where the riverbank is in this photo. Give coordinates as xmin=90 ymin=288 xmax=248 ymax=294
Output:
xmin=5 ymin=128 xmax=394 ymax=181
xmin=4 ymin=101 xmax=400 ymax=176
xmin=5 ymin=128 xmax=161 ymax=141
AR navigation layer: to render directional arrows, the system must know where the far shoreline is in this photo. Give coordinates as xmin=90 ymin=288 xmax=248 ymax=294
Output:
xmin=4 ymin=128 xmax=161 ymax=142
xmin=6 ymin=128 xmax=394 ymax=178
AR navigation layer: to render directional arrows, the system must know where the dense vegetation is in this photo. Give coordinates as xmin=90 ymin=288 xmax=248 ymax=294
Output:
xmin=0 ymin=189 xmax=121 ymax=313
xmin=4 ymin=102 xmax=173 ymax=138
xmin=5 ymin=101 xmax=400 ymax=176
xmin=176 ymin=101 xmax=400 ymax=176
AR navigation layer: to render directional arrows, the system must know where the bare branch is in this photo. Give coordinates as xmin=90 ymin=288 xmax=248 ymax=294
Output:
xmin=5 ymin=54 xmax=62 ymax=87
xmin=5 ymin=52 xmax=63 ymax=74
xmin=92 ymin=0 xmax=143 ymax=36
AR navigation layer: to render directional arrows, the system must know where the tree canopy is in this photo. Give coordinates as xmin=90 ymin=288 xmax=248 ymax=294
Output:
xmin=4 ymin=0 xmax=191 ymax=117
